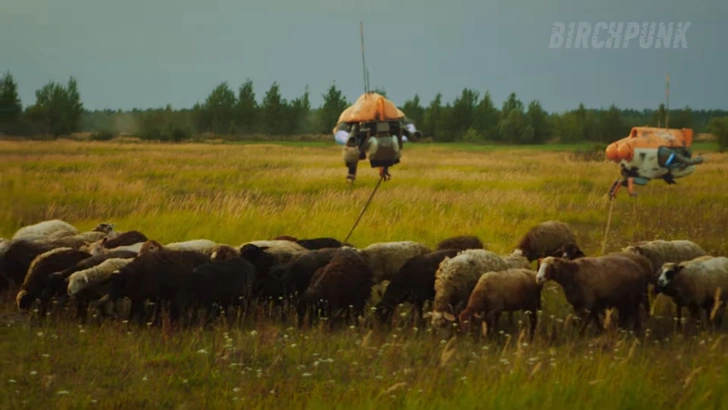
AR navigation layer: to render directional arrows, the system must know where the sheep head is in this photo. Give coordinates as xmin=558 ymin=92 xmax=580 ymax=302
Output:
xmin=67 ymin=272 xmax=89 ymax=296
xmin=536 ymin=256 xmax=564 ymax=285
xmin=139 ymin=240 xmax=163 ymax=255
xmin=657 ymin=263 xmax=683 ymax=291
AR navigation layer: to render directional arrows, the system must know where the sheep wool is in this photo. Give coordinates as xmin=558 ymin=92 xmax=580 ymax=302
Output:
xmin=67 ymin=258 xmax=133 ymax=296
xmin=12 ymin=219 xmax=79 ymax=241
xmin=623 ymin=239 xmax=706 ymax=275
xmin=513 ymin=220 xmax=579 ymax=262
xmin=657 ymin=256 xmax=728 ymax=324
xmin=501 ymin=254 xmax=532 ymax=270
xmin=429 ymin=249 xmax=509 ymax=327
xmin=359 ymin=241 xmax=431 ymax=283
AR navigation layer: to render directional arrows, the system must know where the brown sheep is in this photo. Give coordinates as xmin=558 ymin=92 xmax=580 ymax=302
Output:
xmin=15 ymin=247 xmax=92 ymax=315
xmin=435 ymin=235 xmax=485 ymax=251
xmin=298 ymin=248 xmax=374 ymax=328
xmin=623 ymin=240 xmax=706 ymax=279
xmin=102 ymin=230 xmax=148 ymax=249
xmin=458 ymin=269 xmax=542 ymax=339
xmin=513 ymin=220 xmax=581 ymax=262
xmin=536 ymin=255 xmax=647 ymax=335
xmin=558 ymin=242 xmax=586 ymax=260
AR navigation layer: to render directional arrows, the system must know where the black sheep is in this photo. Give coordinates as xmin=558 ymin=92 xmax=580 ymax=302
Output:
xmin=0 ymin=239 xmax=58 ymax=290
xmin=295 ymin=237 xmax=346 ymax=250
xmin=436 ymin=236 xmax=484 ymax=251
xmin=269 ymin=248 xmax=343 ymax=299
xmin=46 ymin=250 xmax=138 ymax=301
xmin=103 ymin=230 xmax=148 ymax=248
xmin=106 ymin=249 xmax=210 ymax=326
xmin=299 ymin=248 xmax=374 ymax=328
xmin=185 ymin=258 xmax=257 ymax=324
xmin=375 ymin=249 xmax=461 ymax=326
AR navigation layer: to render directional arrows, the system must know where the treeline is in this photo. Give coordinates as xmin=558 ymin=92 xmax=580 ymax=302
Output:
xmin=2 ymin=71 xmax=728 ymax=150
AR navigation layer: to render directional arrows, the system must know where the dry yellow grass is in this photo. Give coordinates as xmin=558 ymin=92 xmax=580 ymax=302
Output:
xmin=0 ymin=139 xmax=727 ymax=409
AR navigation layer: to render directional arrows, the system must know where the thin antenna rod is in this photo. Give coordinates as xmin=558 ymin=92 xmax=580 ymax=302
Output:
xmin=665 ymin=73 xmax=670 ymax=129
xmin=360 ymin=22 xmax=369 ymax=94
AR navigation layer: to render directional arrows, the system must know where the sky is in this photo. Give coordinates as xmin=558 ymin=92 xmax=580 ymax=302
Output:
xmin=2 ymin=0 xmax=726 ymax=113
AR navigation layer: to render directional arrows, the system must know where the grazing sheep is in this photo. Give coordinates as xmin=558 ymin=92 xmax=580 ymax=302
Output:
xmin=240 ymin=240 xmax=307 ymax=258
xmin=166 ymin=239 xmax=217 ymax=254
xmin=458 ymin=268 xmax=542 ymax=338
xmin=295 ymin=237 xmax=347 ymax=250
xmin=0 ymin=239 xmax=59 ymax=288
xmin=436 ymin=235 xmax=484 ymax=251
xmin=299 ymin=247 xmax=375 ymax=328
xmin=210 ymin=244 xmax=241 ymax=261
xmin=67 ymin=258 xmax=134 ymax=296
xmin=15 ymin=247 xmax=92 ymax=314
xmin=66 ymin=258 xmax=134 ymax=320
xmin=237 ymin=241 xmax=308 ymax=278
xmin=91 ymin=222 xmax=116 ymax=235
xmin=100 ymin=230 xmax=148 ymax=249
xmin=535 ymin=255 xmax=648 ymax=334
xmin=607 ymin=251 xmax=657 ymax=314
xmin=105 ymin=248 xmax=211 ymax=325
xmin=46 ymin=250 xmax=138 ymax=300
xmin=426 ymin=249 xmax=509 ymax=328
xmin=375 ymin=249 xmax=461 ymax=326
xmin=12 ymin=219 xmax=79 ymax=241
xmin=513 ymin=220 xmax=580 ymax=262
xmin=656 ymin=256 xmax=728 ymax=328
xmin=359 ymin=241 xmax=431 ymax=283
xmin=623 ymin=239 xmax=707 ymax=279
xmin=184 ymin=258 xmax=257 ymax=323
xmin=501 ymin=254 xmax=532 ymax=270
xmin=268 ymin=248 xmax=344 ymax=300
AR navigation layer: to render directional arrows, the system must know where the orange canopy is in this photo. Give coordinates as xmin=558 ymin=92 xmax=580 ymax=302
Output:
xmin=605 ymin=127 xmax=693 ymax=163
xmin=336 ymin=92 xmax=405 ymax=124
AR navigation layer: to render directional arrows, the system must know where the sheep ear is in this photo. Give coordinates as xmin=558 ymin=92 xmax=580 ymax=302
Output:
xmin=443 ymin=312 xmax=456 ymax=322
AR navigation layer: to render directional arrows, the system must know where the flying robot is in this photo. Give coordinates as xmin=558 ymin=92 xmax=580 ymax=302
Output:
xmin=333 ymin=92 xmax=421 ymax=183
xmin=606 ymin=126 xmax=705 ymax=198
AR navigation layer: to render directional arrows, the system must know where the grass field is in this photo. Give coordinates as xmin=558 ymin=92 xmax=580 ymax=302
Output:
xmin=1 ymin=139 xmax=727 ymax=409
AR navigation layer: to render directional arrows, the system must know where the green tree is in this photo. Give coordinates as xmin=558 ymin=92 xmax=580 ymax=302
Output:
xmin=499 ymin=107 xmax=530 ymax=144
xmin=261 ymin=81 xmax=287 ymax=135
xmin=595 ymin=104 xmax=627 ymax=142
xmin=204 ymin=82 xmax=237 ymax=134
xmin=423 ymin=93 xmax=445 ymax=140
xmin=0 ymin=71 xmax=22 ymax=134
xmin=472 ymin=91 xmax=500 ymax=141
xmin=236 ymin=79 xmax=258 ymax=134
xmin=65 ymin=76 xmax=83 ymax=134
xmin=501 ymin=92 xmax=524 ymax=119
xmin=26 ymin=81 xmax=69 ymax=136
xmin=317 ymin=82 xmax=348 ymax=134
xmin=525 ymin=100 xmax=550 ymax=143
xmin=707 ymin=116 xmax=728 ymax=152
xmin=401 ymin=94 xmax=425 ymax=130
xmin=285 ymin=85 xmax=312 ymax=135
xmin=448 ymin=88 xmax=479 ymax=139
xmin=669 ymin=105 xmax=694 ymax=130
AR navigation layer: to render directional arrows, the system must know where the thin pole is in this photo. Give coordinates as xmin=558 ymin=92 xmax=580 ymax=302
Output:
xmin=360 ymin=22 xmax=369 ymax=94
xmin=344 ymin=176 xmax=384 ymax=243
xmin=665 ymin=73 xmax=670 ymax=129
xmin=600 ymin=198 xmax=616 ymax=255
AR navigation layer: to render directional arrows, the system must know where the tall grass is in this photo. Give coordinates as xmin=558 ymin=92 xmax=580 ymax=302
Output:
xmin=0 ymin=140 xmax=727 ymax=409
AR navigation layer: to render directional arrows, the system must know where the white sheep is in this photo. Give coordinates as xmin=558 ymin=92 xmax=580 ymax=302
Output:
xmin=165 ymin=239 xmax=218 ymax=254
xmin=426 ymin=249 xmax=509 ymax=327
xmin=67 ymin=258 xmax=133 ymax=297
xmin=656 ymin=256 xmax=728 ymax=327
xmin=239 ymin=240 xmax=308 ymax=264
xmin=12 ymin=219 xmax=79 ymax=241
xmin=358 ymin=241 xmax=431 ymax=283
xmin=87 ymin=240 xmax=143 ymax=256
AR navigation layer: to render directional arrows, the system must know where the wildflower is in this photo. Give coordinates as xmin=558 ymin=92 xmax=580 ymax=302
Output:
xmin=57 ymin=391 xmax=70 ymax=395
xmin=233 ymin=387 xmax=240 ymax=392
xmin=30 ymin=371 xmax=37 ymax=376
xmin=250 ymin=330 xmax=258 ymax=336
xmin=302 ymin=373 xmax=312 ymax=377
xmin=197 ymin=349 xmax=208 ymax=355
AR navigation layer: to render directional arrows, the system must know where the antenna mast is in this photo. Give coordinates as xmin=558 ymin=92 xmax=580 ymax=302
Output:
xmin=665 ymin=73 xmax=670 ymax=129
xmin=360 ymin=22 xmax=370 ymax=94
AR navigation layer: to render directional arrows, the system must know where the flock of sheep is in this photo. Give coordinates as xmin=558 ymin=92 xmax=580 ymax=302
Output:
xmin=1 ymin=218 xmax=727 ymax=338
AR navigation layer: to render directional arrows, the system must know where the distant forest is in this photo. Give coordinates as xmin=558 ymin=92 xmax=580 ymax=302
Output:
xmin=1 ymin=71 xmax=727 ymax=150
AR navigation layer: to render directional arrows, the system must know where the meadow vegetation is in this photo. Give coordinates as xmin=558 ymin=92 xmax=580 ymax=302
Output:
xmin=1 ymin=139 xmax=727 ymax=409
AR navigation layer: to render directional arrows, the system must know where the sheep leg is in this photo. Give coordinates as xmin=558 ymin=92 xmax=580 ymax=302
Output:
xmin=577 ymin=310 xmax=593 ymax=336
xmin=75 ymin=299 xmax=89 ymax=323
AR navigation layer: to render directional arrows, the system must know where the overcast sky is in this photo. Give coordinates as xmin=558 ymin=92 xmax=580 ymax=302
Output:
xmin=3 ymin=0 xmax=726 ymax=113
